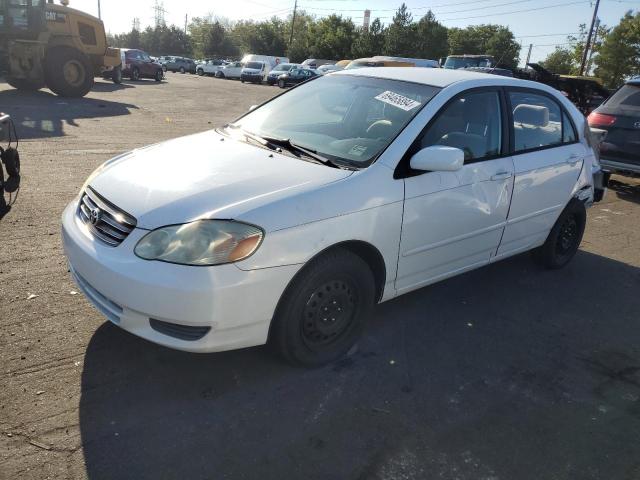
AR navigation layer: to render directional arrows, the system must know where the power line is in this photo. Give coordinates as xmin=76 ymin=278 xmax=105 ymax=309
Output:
xmin=300 ymin=0 xmax=533 ymax=12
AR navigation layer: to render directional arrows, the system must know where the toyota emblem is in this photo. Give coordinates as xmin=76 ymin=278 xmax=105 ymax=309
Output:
xmin=89 ymin=207 xmax=101 ymax=225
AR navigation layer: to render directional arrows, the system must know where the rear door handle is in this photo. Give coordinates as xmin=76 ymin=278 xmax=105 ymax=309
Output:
xmin=490 ymin=171 xmax=512 ymax=181
xmin=566 ymin=153 xmax=582 ymax=165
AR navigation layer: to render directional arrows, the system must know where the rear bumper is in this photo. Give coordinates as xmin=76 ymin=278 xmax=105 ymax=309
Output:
xmin=600 ymin=158 xmax=640 ymax=175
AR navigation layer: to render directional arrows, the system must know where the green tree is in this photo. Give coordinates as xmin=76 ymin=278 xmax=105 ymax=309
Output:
xmin=308 ymin=14 xmax=355 ymax=60
xmin=541 ymin=47 xmax=575 ymax=74
xmin=351 ymin=18 xmax=385 ymax=58
xmin=595 ymin=11 xmax=640 ymax=88
xmin=414 ymin=11 xmax=448 ymax=60
xmin=448 ymin=24 xmax=520 ymax=69
xmin=384 ymin=3 xmax=414 ymax=57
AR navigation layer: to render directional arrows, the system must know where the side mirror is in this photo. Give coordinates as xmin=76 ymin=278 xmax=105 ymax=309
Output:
xmin=249 ymin=105 xmax=258 ymax=111
xmin=410 ymin=145 xmax=464 ymax=172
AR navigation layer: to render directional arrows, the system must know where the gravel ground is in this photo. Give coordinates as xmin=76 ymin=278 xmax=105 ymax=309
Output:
xmin=1 ymin=73 xmax=639 ymax=480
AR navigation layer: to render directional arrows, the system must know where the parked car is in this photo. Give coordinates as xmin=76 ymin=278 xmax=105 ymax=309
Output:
xmin=277 ymin=67 xmax=319 ymax=88
xmin=587 ymin=78 xmax=640 ymax=176
xmin=316 ymin=64 xmax=344 ymax=75
xmin=347 ymin=56 xmax=439 ymax=69
xmin=266 ymin=63 xmax=300 ymax=85
xmin=120 ymin=49 xmax=164 ymax=82
xmin=241 ymin=61 xmax=268 ymax=83
xmin=62 ymin=68 xmax=605 ymax=367
xmin=215 ymin=61 xmax=243 ymax=79
xmin=301 ymin=59 xmax=335 ymax=69
xmin=196 ymin=59 xmax=226 ymax=76
xmin=164 ymin=57 xmax=197 ymax=74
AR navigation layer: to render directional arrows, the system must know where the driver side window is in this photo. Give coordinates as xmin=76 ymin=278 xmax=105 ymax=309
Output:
xmin=419 ymin=90 xmax=503 ymax=163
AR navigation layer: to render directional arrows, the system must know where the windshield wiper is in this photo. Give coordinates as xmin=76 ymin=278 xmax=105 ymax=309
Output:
xmin=258 ymin=135 xmax=346 ymax=169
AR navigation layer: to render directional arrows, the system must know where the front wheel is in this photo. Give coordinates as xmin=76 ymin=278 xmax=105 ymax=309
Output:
xmin=270 ymin=249 xmax=375 ymax=367
xmin=155 ymin=69 xmax=163 ymax=82
xmin=6 ymin=77 xmax=45 ymax=91
xmin=196 ymin=68 xmax=204 ymax=76
xmin=532 ymin=199 xmax=586 ymax=269
xmin=278 ymin=79 xmax=286 ymax=88
xmin=179 ymin=67 xmax=186 ymax=74
xmin=130 ymin=67 xmax=140 ymax=81
xmin=44 ymin=47 xmax=93 ymax=97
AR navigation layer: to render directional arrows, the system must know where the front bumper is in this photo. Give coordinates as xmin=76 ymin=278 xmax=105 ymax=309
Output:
xmin=61 ymin=199 xmax=300 ymax=353
xmin=241 ymin=74 xmax=262 ymax=83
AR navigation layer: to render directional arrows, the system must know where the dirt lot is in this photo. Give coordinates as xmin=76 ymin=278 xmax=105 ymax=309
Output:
xmin=1 ymin=73 xmax=640 ymax=480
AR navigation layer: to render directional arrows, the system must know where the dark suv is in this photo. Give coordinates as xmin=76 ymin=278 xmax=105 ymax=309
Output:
xmin=164 ymin=57 xmax=197 ymax=74
xmin=122 ymin=49 xmax=164 ymax=82
xmin=588 ymin=78 xmax=640 ymax=175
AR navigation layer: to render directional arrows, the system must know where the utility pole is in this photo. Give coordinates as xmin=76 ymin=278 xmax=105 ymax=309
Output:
xmin=586 ymin=18 xmax=600 ymax=75
xmin=580 ymin=0 xmax=601 ymax=76
xmin=97 ymin=0 xmax=101 ymax=19
xmin=525 ymin=43 xmax=533 ymax=68
xmin=289 ymin=0 xmax=297 ymax=46
xmin=184 ymin=14 xmax=188 ymax=33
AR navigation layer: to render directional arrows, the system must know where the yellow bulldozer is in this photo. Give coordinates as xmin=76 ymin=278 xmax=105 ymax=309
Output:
xmin=0 ymin=0 xmax=122 ymax=97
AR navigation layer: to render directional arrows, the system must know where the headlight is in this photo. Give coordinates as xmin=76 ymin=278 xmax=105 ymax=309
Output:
xmin=134 ymin=220 xmax=264 ymax=266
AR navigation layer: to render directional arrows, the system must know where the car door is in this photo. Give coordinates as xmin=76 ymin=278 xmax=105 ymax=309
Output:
xmin=496 ymin=89 xmax=585 ymax=259
xmin=395 ymin=88 xmax=514 ymax=294
xmin=140 ymin=52 xmax=153 ymax=77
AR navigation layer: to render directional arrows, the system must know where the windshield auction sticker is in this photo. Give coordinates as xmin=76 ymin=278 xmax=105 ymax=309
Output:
xmin=374 ymin=91 xmax=421 ymax=111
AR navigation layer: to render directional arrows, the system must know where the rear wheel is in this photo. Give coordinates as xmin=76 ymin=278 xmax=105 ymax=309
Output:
xmin=44 ymin=47 xmax=93 ymax=97
xmin=112 ymin=66 xmax=123 ymax=84
xmin=532 ymin=199 xmax=586 ymax=269
xmin=270 ymin=249 xmax=375 ymax=367
xmin=179 ymin=66 xmax=186 ymax=74
xmin=6 ymin=77 xmax=44 ymax=91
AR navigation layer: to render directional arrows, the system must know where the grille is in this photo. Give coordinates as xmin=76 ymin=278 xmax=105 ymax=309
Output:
xmin=77 ymin=187 xmax=136 ymax=247
xmin=149 ymin=319 xmax=211 ymax=341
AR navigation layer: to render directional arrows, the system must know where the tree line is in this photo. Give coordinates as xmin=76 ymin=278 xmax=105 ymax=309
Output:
xmin=108 ymin=3 xmax=521 ymax=69
xmin=107 ymin=3 xmax=640 ymax=88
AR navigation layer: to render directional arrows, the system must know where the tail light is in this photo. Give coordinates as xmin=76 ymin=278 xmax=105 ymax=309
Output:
xmin=588 ymin=112 xmax=616 ymax=127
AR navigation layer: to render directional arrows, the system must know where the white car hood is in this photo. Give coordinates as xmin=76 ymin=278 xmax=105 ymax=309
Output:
xmin=89 ymin=130 xmax=352 ymax=230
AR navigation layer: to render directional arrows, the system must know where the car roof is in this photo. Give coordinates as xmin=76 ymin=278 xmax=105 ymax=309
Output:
xmin=335 ymin=66 xmax=535 ymax=89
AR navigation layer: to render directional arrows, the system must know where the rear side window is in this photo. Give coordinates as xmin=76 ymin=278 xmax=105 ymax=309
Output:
xmin=510 ymin=91 xmax=564 ymax=152
xmin=604 ymin=84 xmax=640 ymax=112
xmin=78 ymin=22 xmax=97 ymax=46
xmin=418 ymin=90 xmax=503 ymax=162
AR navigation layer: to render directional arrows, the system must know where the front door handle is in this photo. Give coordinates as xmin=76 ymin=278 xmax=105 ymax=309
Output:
xmin=490 ymin=171 xmax=512 ymax=181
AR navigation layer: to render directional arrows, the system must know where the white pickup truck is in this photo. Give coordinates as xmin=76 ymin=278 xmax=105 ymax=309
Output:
xmin=196 ymin=59 xmax=227 ymax=76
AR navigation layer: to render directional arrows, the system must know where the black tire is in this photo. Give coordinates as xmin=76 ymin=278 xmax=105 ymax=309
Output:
xmin=216 ymin=71 xmax=225 ymax=79
xmin=240 ymin=79 xmax=244 ymax=83
xmin=278 ymin=79 xmax=286 ymax=88
xmin=179 ymin=66 xmax=186 ymax=74
xmin=7 ymin=77 xmax=44 ymax=91
xmin=155 ymin=69 xmax=163 ymax=82
xmin=44 ymin=47 xmax=93 ymax=97
xmin=112 ymin=66 xmax=123 ymax=84
xmin=1 ymin=147 xmax=20 ymax=177
xmin=532 ymin=199 xmax=586 ymax=269
xmin=162 ymin=65 xmax=167 ymax=72
xmin=130 ymin=67 xmax=140 ymax=81
xmin=196 ymin=68 xmax=204 ymax=76
xmin=270 ymin=249 xmax=375 ymax=367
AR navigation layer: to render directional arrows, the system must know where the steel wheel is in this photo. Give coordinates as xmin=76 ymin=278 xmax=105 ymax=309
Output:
xmin=301 ymin=280 xmax=357 ymax=351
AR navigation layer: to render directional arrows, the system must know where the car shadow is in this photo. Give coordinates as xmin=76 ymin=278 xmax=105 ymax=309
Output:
xmin=608 ymin=176 xmax=640 ymax=205
xmin=78 ymin=250 xmax=640 ymax=480
xmin=0 ymin=87 xmax=138 ymax=140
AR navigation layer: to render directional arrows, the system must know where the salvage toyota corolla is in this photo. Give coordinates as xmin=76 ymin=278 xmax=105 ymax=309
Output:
xmin=62 ymin=68 xmax=606 ymax=366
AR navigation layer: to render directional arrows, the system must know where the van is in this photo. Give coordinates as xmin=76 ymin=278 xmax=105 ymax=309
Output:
xmin=239 ymin=54 xmax=289 ymax=83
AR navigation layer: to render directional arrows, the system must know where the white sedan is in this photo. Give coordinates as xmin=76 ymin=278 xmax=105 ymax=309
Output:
xmin=62 ymin=68 xmax=606 ymax=366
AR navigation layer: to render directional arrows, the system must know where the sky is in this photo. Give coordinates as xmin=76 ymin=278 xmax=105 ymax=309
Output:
xmin=69 ymin=0 xmax=640 ymax=64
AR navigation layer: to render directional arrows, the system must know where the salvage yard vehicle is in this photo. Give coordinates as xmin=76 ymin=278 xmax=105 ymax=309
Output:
xmin=444 ymin=54 xmax=496 ymax=69
xmin=266 ymin=63 xmax=300 ymax=85
xmin=587 ymin=78 xmax=640 ymax=176
xmin=196 ymin=59 xmax=226 ymax=76
xmin=277 ymin=67 xmax=318 ymax=88
xmin=241 ymin=61 xmax=267 ymax=83
xmin=62 ymin=68 xmax=606 ymax=367
xmin=120 ymin=48 xmax=163 ymax=82
xmin=0 ymin=0 xmax=122 ymax=97
xmin=215 ymin=61 xmax=243 ymax=79
xmin=164 ymin=57 xmax=196 ymax=74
